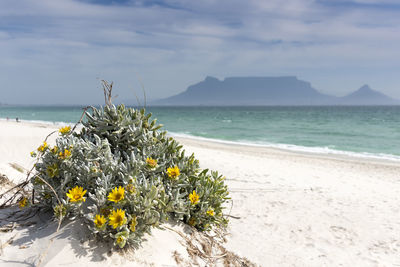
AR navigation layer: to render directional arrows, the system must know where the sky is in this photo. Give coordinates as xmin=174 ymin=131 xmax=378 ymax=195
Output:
xmin=0 ymin=0 xmax=400 ymax=105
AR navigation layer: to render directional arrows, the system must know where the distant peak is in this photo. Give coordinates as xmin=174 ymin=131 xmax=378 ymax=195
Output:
xmin=204 ymin=76 xmax=219 ymax=82
xmin=223 ymin=75 xmax=298 ymax=80
xmin=359 ymin=84 xmax=372 ymax=91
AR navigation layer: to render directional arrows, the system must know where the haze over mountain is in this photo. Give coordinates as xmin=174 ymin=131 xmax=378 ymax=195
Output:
xmin=153 ymin=76 xmax=399 ymax=106
xmin=339 ymin=85 xmax=399 ymax=105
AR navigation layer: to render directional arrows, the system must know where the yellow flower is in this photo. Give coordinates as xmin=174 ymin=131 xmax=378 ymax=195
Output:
xmin=146 ymin=157 xmax=157 ymax=168
xmin=64 ymin=149 xmax=71 ymax=158
xmin=51 ymin=146 xmax=58 ymax=154
xmin=115 ymin=231 xmax=128 ymax=248
xmin=130 ymin=216 xmax=138 ymax=232
xmin=46 ymin=163 xmax=59 ymax=178
xmin=116 ymin=236 xmax=125 ymax=247
xmin=58 ymin=149 xmax=71 ymax=160
xmin=66 ymin=186 xmax=87 ymax=203
xmin=19 ymin=197 xmax=27 ymax=209
xmin=167 ymin=166 xmax=180 ymax=179
xmin=108 ymin=186 xmax=125 ymax=203
xmin=126 ymin=184 xmax=136 ymax=194
xmin=207 ymin=208 xmax=215 ymax=216
xmin=189 ymin=190 xmax=200 ymax=205
xmin=59 ymin=126 xmax=71 ymax=135
xmin=37 ymin=142 xmax=48 ymax=152
xmin=108 ymin=209 xmax=126 ymax=229
xmin=30 ymin=151 xmax=36 ymax=157
xmin=94 ymin=214 xmax=107 ymax=229
xmin=90 ymin=166 xmax=99 ymax=173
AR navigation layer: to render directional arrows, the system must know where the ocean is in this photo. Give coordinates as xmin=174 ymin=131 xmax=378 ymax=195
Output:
xmin=1 ymin=105 xmax=400 ymax=161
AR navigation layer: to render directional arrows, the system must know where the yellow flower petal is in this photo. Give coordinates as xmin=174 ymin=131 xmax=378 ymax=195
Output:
xmin=130 ymin=216 xmax=138 ymax=232
xmin=167 ymin=165 xmax=180 ymax=179
xmin=146 ymin=157 xmax=157 ymax=168
xmin=189 ymin=190 xmax=200 ymax=205
xmin=107 ymin=186 xmax=125 ymax=203
xmin=108 ymin=209 xmax=126 ymax=229
xmin=66 ymin=186 xmax=86 ymax=203
xmin=19 ymin=197 xmax=27 ymax=209
xmin=94 ymin=214 xmax=107 ymax=228
xmin=59 ymin=126 xmax=71 ymax=135
xmin=58 ymin=149 xmax=71 ymax=160
xmin=37 ymin=142 xmax=48 ymax=152
xmin=207 ymin=208 xmax=215 ymax=216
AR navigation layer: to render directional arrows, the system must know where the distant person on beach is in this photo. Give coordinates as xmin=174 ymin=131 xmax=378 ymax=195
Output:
xmin=6 ymin=117 xmax=9 ymax=121
xmin=16 ymin=117 xmax=19 ymax=122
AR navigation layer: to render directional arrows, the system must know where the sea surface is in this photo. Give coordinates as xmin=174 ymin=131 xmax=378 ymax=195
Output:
xmin=1 ymin=105 xmax=400 ymax=161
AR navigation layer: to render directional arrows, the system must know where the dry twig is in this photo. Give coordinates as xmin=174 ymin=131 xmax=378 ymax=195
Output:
xmin=102 ymin=80 xmax=114 ymax=107
xmin=164 ymin=225 xmax=257 ymax=267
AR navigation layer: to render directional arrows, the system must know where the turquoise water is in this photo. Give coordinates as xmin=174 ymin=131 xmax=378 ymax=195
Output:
xmin=1 ymin=106 xmax=400 ymax=160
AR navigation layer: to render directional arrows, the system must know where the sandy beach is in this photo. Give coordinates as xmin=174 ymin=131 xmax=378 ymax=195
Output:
xmin=1 ymin=120 xmax=400 ymax=266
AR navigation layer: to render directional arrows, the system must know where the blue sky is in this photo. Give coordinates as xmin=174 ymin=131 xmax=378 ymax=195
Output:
xmin=0 ymin=0 xmax=399 ymax=104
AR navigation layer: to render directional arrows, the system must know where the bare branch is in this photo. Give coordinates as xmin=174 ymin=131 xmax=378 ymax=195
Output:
xmin=135 ymin=73 xmax=147 ymax=109
xmin=101 ymin=80 xmax=114 ymax=106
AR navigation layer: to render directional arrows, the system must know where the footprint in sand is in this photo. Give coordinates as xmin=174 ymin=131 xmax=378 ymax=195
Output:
xmin=329 ymin=226 xmax=356 ymax=245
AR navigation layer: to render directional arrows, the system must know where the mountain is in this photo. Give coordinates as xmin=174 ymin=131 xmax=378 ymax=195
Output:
xmin=152 ymin=76 xmax=399 ymax=106
xmin=155 ymin=76 xmax=335 ymax=105
xmin=339 ymin=85 xmax=399 ymax=105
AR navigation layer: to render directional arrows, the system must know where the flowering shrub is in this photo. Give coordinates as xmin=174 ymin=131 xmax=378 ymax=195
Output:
xmin=31 ymin=104 xmax=229 ymax=248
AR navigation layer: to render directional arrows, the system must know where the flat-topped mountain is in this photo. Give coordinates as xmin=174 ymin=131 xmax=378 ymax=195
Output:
xmin=153 ymin=76 xmax=399 ymax=106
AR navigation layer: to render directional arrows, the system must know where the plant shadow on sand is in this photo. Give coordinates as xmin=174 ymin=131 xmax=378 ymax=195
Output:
xmin=0 ymin=207 xmax=112 ymax=266
xmin=0 ymin=206 xmax=257 ymax=266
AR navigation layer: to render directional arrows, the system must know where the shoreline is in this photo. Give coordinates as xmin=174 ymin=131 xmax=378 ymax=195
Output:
xmin=2 ymin=118 xmax=400 ymax=164
xmin=174 ymin=136 xmax=400 ymax=167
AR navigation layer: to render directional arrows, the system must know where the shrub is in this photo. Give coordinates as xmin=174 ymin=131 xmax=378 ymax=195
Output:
xmin=31 ymin=104 xmax=229 ymax=248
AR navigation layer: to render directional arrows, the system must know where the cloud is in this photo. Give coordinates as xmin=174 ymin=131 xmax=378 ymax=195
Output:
xmin=331 ymin=0 xmax=400 ymax=5
xmin=0 ymin=0 xmax=399 ymax=104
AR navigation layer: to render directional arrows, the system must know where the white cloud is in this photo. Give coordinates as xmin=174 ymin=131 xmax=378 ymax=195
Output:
xmin=347 ymin=0 xmax=400 ymax=4
xmin=0 ymin=0 xmax=399 ymax=104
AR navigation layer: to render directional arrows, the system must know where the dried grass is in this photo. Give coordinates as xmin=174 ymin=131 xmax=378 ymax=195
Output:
xmin=166 ymin=226 xmax=258 ymax=267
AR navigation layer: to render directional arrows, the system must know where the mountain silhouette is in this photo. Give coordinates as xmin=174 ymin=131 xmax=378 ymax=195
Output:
xmin=339 ymin=85 xmax=398 ymax=105
xmin=152 ymin=76 xmax=399 ymax=106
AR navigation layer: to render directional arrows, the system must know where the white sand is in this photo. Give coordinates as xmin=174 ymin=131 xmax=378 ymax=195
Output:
xmin=0 ymin=121 xmax=59 ymax=183
xmin=1 ymin=121 xmax=400 ymax=266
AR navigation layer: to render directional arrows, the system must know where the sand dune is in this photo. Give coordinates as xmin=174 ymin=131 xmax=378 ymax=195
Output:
xmin=1 ymin=121 xmax=400 ymax=266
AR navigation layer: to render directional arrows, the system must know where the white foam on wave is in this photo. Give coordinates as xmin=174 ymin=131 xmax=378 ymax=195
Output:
xmin=0 ymin=117 xmax=76 ymax=127
xmin=169 ymin=132 xmax=400 ymax=162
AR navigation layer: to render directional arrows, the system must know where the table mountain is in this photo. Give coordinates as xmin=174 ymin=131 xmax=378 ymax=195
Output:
xmin=152 ymin=76 xmax=399 ymax=106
